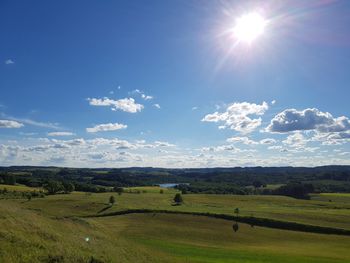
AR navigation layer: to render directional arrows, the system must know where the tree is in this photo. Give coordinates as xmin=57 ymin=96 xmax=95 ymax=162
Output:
xmin=173 ymin=193 xmax=183 ymax=205
xmin=113 ymin=186 xmax=123 ymax=195
xmin=109 ymin=195 xmax=115 ymax=205
xmin=4 ymin=174 xmax=16 ymax=185
xmin=44 ymin=180 xmax=63 ymax=195
xmin=63 ymin=182 xmax=75 ymax=193
xmin=253 ymin=180 xmax=263 ymax=189
xmin=232 ymin=222 xmax=239 ymax=232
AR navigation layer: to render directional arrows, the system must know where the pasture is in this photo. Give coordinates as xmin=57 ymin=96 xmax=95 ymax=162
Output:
xmin=1 ymin=185 xmax=350 ymax=262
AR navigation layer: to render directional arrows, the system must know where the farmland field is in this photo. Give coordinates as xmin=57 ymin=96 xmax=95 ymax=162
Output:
xmin=17 ymin=187 xmax=350 ymax=229
xmin=1 ymin=185 xmax=350 ymax=262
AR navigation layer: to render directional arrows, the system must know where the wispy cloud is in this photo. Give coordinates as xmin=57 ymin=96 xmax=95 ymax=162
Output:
xmin=5 ymin=59 xmax=14 ymax=65
xmin=48 ymin=132 xmax=75 ymax=136
xmin=0 ymin=120 xmax=23 ymax=128
xmin=153 ymin=103 xmax=161 ymax=109
xmin=142 ymin=94 xmax=153 ymax=100
xmin=130 ymin=89 xmax=153 ymax=100
xmin=0 ymin=113 xmax=60 ymax=129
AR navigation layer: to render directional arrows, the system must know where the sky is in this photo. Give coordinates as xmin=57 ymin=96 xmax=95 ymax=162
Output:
xmin=1 ymin=0 xmax=350 ymax=168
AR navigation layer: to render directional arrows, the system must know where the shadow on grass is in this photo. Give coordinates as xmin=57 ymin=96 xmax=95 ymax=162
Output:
xmin=97 ymin=204 xmax=113 ymax=214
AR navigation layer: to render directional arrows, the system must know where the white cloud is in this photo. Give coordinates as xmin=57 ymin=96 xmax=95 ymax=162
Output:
xmin=86 ymin=123 xmax=127 ymax=133
xmin=267 ymin=108 xmax=350 ymax=133
xmin=0 ymin=120 xmax=23 ymax=128
xmin=0 ymin=113 xmax=60 ymax=129
xmin=271 ymin=100 xmax=276 ymax=105
xmin=311 ymin=131 xmax=350 ymax=145
xmin=268 ymin=145 xmax=283 ymax=151
xmin=5 ymin=59 xmax=14 ymax=65
xmin=130 ymin=89 xmax=153 ymax=100
xmin=153 ymin=103 xmax=161 ymax=109
xmin=260 ymin=138 xmax=277 ymax=144
xmin=192 ymin=106 xmax=198 ymax=110
xmin=141 ymin=94 xmax=153 ymax=100
xmin=282 ymin=132 xmax=308 ymax=148
xmin=154 ymin=141 xmax=175 ymax=147
xmin=48 ymin=132 xmax=75 ymax=136
xmin=202 ymin=101 xmax=268 ymax=133
xmin=226 ymin=136 xmax=258 ymax=145
xmin=88 ymin=97 xmax=144 ymax=113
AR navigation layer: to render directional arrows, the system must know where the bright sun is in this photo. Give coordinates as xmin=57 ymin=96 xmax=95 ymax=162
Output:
xmin=233 ymin=12 xmax=266 ymax=44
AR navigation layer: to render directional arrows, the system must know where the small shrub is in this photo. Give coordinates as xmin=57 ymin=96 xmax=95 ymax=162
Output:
xmin=109 ymin=195 xmax=115 ymax=205
xmin=173 ymin=193 xmax=183 ymax=205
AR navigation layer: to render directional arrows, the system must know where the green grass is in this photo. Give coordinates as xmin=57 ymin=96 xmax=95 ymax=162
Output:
xmin=17 ymin=190 xmax=350 ymax=230
xmin=1 ymin=201 xmax=350 ymax=263
xmin=125 ymin=186 xmax=179 ymax=194
xmin=2 ymin=187 xmax=350 ymax=262
xmin=0 ymin=184 xmax=42 ymax=192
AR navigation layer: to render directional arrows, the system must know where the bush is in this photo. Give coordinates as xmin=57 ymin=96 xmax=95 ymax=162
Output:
xmin=173 ymin=193 xmax=183 ymax=205
xmin=44 ymin=181 xmax=64 ymax=195
xmin=109 ymin=195 xmax=115 ymax=205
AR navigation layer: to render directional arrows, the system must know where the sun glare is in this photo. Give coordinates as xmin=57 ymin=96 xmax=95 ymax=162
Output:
xmin=233 ymin=12 xmax=266 ymax=44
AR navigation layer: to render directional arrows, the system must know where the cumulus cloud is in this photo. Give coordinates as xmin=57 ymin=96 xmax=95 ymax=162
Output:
xmin=0 ymin=120 xmax=23 ymax=128
xmin=311 ymin=131 xmax=350 ymax=145
xmin=266 ymin=108 xmax=350 ymax=133
xmin=86 ymin=123 xmax=127 ymax=133
xmin=0 ymin=136 xmax=179 ymax=167
xmin=153 ymin=103 xmax=161 ymax=109
xmin=88 ymin=97 xmax=144 ymax=113
xmin=282 ymin=132 xmax=308 ymax=148
xmin=202 ymin=101 xmax=268 ymax=133
xmin=48 ymin=132 xmax=75 ymax=136
xmin=226 ymin=136 xmax=258 ymax=145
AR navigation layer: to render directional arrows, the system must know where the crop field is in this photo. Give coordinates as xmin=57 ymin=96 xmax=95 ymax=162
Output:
xmin=1 ymin=185 xmax=350 ymax=262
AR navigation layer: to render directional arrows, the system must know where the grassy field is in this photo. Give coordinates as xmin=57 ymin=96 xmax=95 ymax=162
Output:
xmin=1 ymin=185 xmax=350 ymax=262
xmin=0 ymin=184 xmax=43 ymax=192
xmin=16 ymin=187 xmax=350 ymax=230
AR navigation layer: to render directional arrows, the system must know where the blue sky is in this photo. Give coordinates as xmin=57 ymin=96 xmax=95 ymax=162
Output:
xmin=1 ymin=0 xmax=350 ymax=167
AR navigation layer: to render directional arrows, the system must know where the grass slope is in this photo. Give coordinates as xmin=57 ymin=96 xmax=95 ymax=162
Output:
xmin=1 ymin=200 xmax=350 ymax=263
xmin=18 ymin=189 xmax=350 ymax=230
xmin=2 ymin=186 xmax=350 ymax=262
